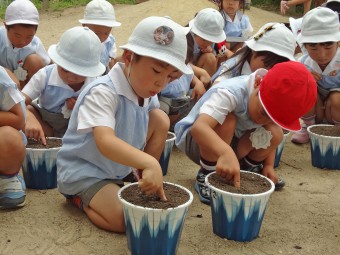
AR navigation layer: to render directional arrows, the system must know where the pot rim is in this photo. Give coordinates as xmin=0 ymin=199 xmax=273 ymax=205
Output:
xmin=166 ymin=131 xmax=176 ymax=142
xmin=307 ymin=124 xmax=340 ymax=139
xmin=205 ymin=170 xmax=275 ymax=197
xmin=118 ymin=181 xmax=193 ymax=211
xmin=26 ymin=137 xmax=62 ymax=151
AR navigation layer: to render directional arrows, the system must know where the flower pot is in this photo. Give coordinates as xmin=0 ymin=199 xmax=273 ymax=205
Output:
xmin=274 ymin=131 xmax=290 ymax=168
xmin=307 ymin=124 xmax=340 ymax=170
xmin=205 ymin=171 xmax=275 ymax=242
xmin=118 ymin=182 xmax=193 ymax=255
xmin=159 ymin=131 xmax=176 ymax=176
xmin=22 ymin=137 xmax=62 ymax=189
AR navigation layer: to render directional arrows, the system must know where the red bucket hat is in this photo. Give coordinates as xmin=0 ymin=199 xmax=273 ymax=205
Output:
xmin=258 ymin=61 xmax=317 ymax=131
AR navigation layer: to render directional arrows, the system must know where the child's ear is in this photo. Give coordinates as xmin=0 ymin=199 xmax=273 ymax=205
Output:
xmin=123 ymin=50 xmax=133 ymax=65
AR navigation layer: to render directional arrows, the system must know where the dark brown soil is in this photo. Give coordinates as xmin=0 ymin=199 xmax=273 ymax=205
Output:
xmin=120 ymin=182 xmax=190 ymax=209
xmin=208 ymin=172 xmax=272 ymax=194
xmin=309 ymin=125 xmax=340 ymax=137
xmin=27 ymin=138 xmax=62 ymax=149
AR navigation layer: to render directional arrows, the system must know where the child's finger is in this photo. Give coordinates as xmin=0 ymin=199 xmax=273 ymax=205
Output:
xmin=233 ymin=173 xmax=241 ymax=188
xmin=157 ymin=186 xmax=167 ymax=201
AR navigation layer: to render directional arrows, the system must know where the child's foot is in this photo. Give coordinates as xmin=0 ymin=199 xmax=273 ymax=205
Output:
xmin=0 ymin=174 xmax=26 ymax=209
xmin=291 ymin=127 xmax=310 ymax=144
xmin=275 ymin=177 xmax=285 ymax=191
xmin=194 ymin=168 xmax=211 ymax=205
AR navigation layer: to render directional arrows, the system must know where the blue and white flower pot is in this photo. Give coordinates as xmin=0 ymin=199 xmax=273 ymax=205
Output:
xmin=22 ymin=137 xmax=61 ymax=189
xmin=159 ymin=132 xmax=176 ymax=176
xmin=274 ymin=131 xmax=290 ymax=168
xmin=118 ymin=182 xmax=193 ymax=255
xmin=307 ymin=124 xmax=340 ymax=170
xmin=205 ymin=171 xmax=275 ymax=242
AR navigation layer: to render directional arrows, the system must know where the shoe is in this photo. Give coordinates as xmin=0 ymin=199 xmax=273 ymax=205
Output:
xmin=194 ymin=169 xmax=211 ymax=205
xmin=239 ymin=158 xmax=263 ymax=174
xmin=66 ymin=195 xmax=83 ymax=210
xmin=275 ymin=177 xmax=285 ymax=191
xmin=291 ymin=126 xmax=309 ymax=144
xmin=0 ymin=174 xmax=26 ymax=209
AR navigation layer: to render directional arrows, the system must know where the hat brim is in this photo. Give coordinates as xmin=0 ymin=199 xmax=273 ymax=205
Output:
xmin=48 ymin=45 xmax=106 ymax=77
xmin=5 ymin=20 xmax=38 ymax=26
xmin=189 ymin=19 xmax=226 ymax=43
xmin=120 ymin=44 xmax=193 ymax=75
xmin=259 ymin=91 xmax=301 ymax=131
xmin=79 ymin=19 xmax=121 ymax=27
xmin=297 ymin=33 xmax=340 ymax=44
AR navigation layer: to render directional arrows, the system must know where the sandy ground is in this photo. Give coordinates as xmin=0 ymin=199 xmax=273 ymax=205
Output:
xmin=0 ymin=0 xmax=339 ymax=254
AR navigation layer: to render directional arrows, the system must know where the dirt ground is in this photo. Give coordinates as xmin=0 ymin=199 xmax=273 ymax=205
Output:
xmin=0 ymin=0 xmax=339 ymax=254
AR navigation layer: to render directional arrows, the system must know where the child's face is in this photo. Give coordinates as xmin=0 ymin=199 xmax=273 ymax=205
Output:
xmin=194 ymin=35 xmax=213 ymax=51
xmin=222 ymin=0 xmax=241 ymax=17
xmin=124 ymin=52 xmax=181 ymax=99
xmin=305 ymin=42 xmax=338 ymax=69
xmin=6 ymin=24 xmax=36 ymax=48
xmin=84 ymin=24 xmax=112 ymax=43
xmin=248 ymin=87 xmax=273 ymax=125
xmin=57 ymin=66 xmax=86 ymax=88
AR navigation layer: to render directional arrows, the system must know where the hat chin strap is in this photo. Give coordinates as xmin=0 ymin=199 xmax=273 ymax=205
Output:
xmin=127 ymin=52 xmax=134 ymax=84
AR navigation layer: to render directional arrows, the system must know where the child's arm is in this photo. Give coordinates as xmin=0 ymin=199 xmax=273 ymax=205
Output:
xmin=0 ymin=103 xmax=25 ymax=131
xmin=93 ymin=126 xmax=166 ymax=200
xmin=189 ymin=64 xmax=211 ymax=87
xmin=191 ymin=113 xmax=240 ymax=187
xmin=190 ymin=75 xmax=206 ymax=100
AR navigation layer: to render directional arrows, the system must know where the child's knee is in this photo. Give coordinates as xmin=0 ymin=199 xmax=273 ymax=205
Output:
xmin=149 ymin=109 xmax=170 ymax=131
xmin=0 ymin=126 xmax=25 ymax=157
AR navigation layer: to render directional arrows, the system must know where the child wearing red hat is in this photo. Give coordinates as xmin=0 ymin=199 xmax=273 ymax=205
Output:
xmin=175 ymin=61 xmax=317 ymax=204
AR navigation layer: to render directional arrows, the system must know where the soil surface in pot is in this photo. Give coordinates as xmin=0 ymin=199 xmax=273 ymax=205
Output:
xmin=309 ymin=125 xmax=340 ymax=137
xmin=27 ymin=138 xmax=62 ymax=149
xmin=208 ymin=172 xmax=271 ymax=194
xmin=121 ymin=183 xmax=190 ymax=209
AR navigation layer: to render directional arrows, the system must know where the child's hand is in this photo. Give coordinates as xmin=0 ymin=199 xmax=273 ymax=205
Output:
xmin=200 ymin=46 xmax=213 ymax=53
xmin=191 ymin=80 xmax=206 ymax=101
xmin=138 ymin=162 xmax=167 ymax=201
xmin=66 ymin=97 xmax=77 ymax=110
xmin=197 ymin=70 xmax=211 ymax=86
xmin=311 ymin=71 xmax=322 ymax=81
xmin=262 ymin=165 xmax=278 ymax=185
xmin=216 ymin=152 xmax=240 ymax=188
xmin=25 ymin=112 xmax=46 ymax=145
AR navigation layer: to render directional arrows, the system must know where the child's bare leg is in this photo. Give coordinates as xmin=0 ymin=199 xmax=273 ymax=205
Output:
xmin=196 ymin=53 xmax=217 ymax=77
xmin=0 ymin=126 xmax=25 ymax=174
xmin=325 ymin=91 xmax=340 ymax=124
xmin=145 ymin=109 xmax=170 ymax=160
xmin=84 ymin=183 xmax=125 ymax=232
xmin=315 ymin=96 xmax=325 ymax=123
xmin=2 ymin=67 xmax=20 ymax=89
xmin=26 ymin=105 xmax=54 ymax=137
xmin=21 ymin=54 xmax=46 ymax=89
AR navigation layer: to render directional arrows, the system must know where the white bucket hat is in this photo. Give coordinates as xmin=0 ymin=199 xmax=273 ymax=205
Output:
xmin=288 ymin=17 xmax=302 ymax=41
xmin=120 ymin=16 xmax=192 ymax=75
xmin=5 ymin=0 xmax=39 ymax=26
xmin=245 ymin=22 xmax=296 ymax=61
xmin=298 ymin=7 xmax=340 ymax=44
xmin=48 ymin=27 xmax=105 ymax=77
xmin=79 ymin=0 xmax=121 ymax=27
xmin=189 ymin=8 xmax=226 ymax=43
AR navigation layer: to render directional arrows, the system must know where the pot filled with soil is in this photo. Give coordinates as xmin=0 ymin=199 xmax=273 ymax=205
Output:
xmin=118 ymin=182 xmax=193 ymax=255
xmin=22 ymin=137 xmax=62 ymax=189
xmin=274 ymin=129 xmax=290 ymax=168
xmin=307 ymin=124 xmax=340 ymax=170
xmin=159 ymin=131 xmax=176 ymax=176
xmin=205 ymin=171 xmax=275 ymax=242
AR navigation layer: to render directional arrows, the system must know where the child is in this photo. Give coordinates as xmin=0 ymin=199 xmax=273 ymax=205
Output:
xmin=212 ymin=22 xmax=296 ymax=84
xmin=291 ymin=7 xmax=340 ymax=144
xmin=57 ymin=16 xmax=192 ymax=232
xmin=217 ymin=0 xmax=253 ymax=53
xmin=188 ymin=8 xmax=228 ymax=77
xmin=175 ymin=61 xmax=317 ymax=204
xmin=21 ymin=26 xmax=105 ymax=145
xmin=79 ymin=0 xmax=121 ymax=71
xmin=0 ymin=66 xmax=27 ymax=209
xmin=0 ymin=0 xmax=50 ymax=89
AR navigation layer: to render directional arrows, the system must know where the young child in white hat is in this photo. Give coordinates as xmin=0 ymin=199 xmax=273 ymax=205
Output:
xmin=0 ymin=66 xmax=27 ymax=209
xmin=0 ymin=0 xmax=50 ymax=89
xmin=79 ymin=0 xmax=121 ymax=72
xmin=21 ymin=26 xmax=105 ymax=145
xmin=188 ymin=8 xmax=229 ymax=78
xmin=212 ymin=22 xmax=296 ymax=83
xmin=57 ymin=16 xmax=192 ymax=232
xmin=291 ymin=7 xmax=340 ymax=144
xmin=175 ymin=61 xmax=317 ymax=204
